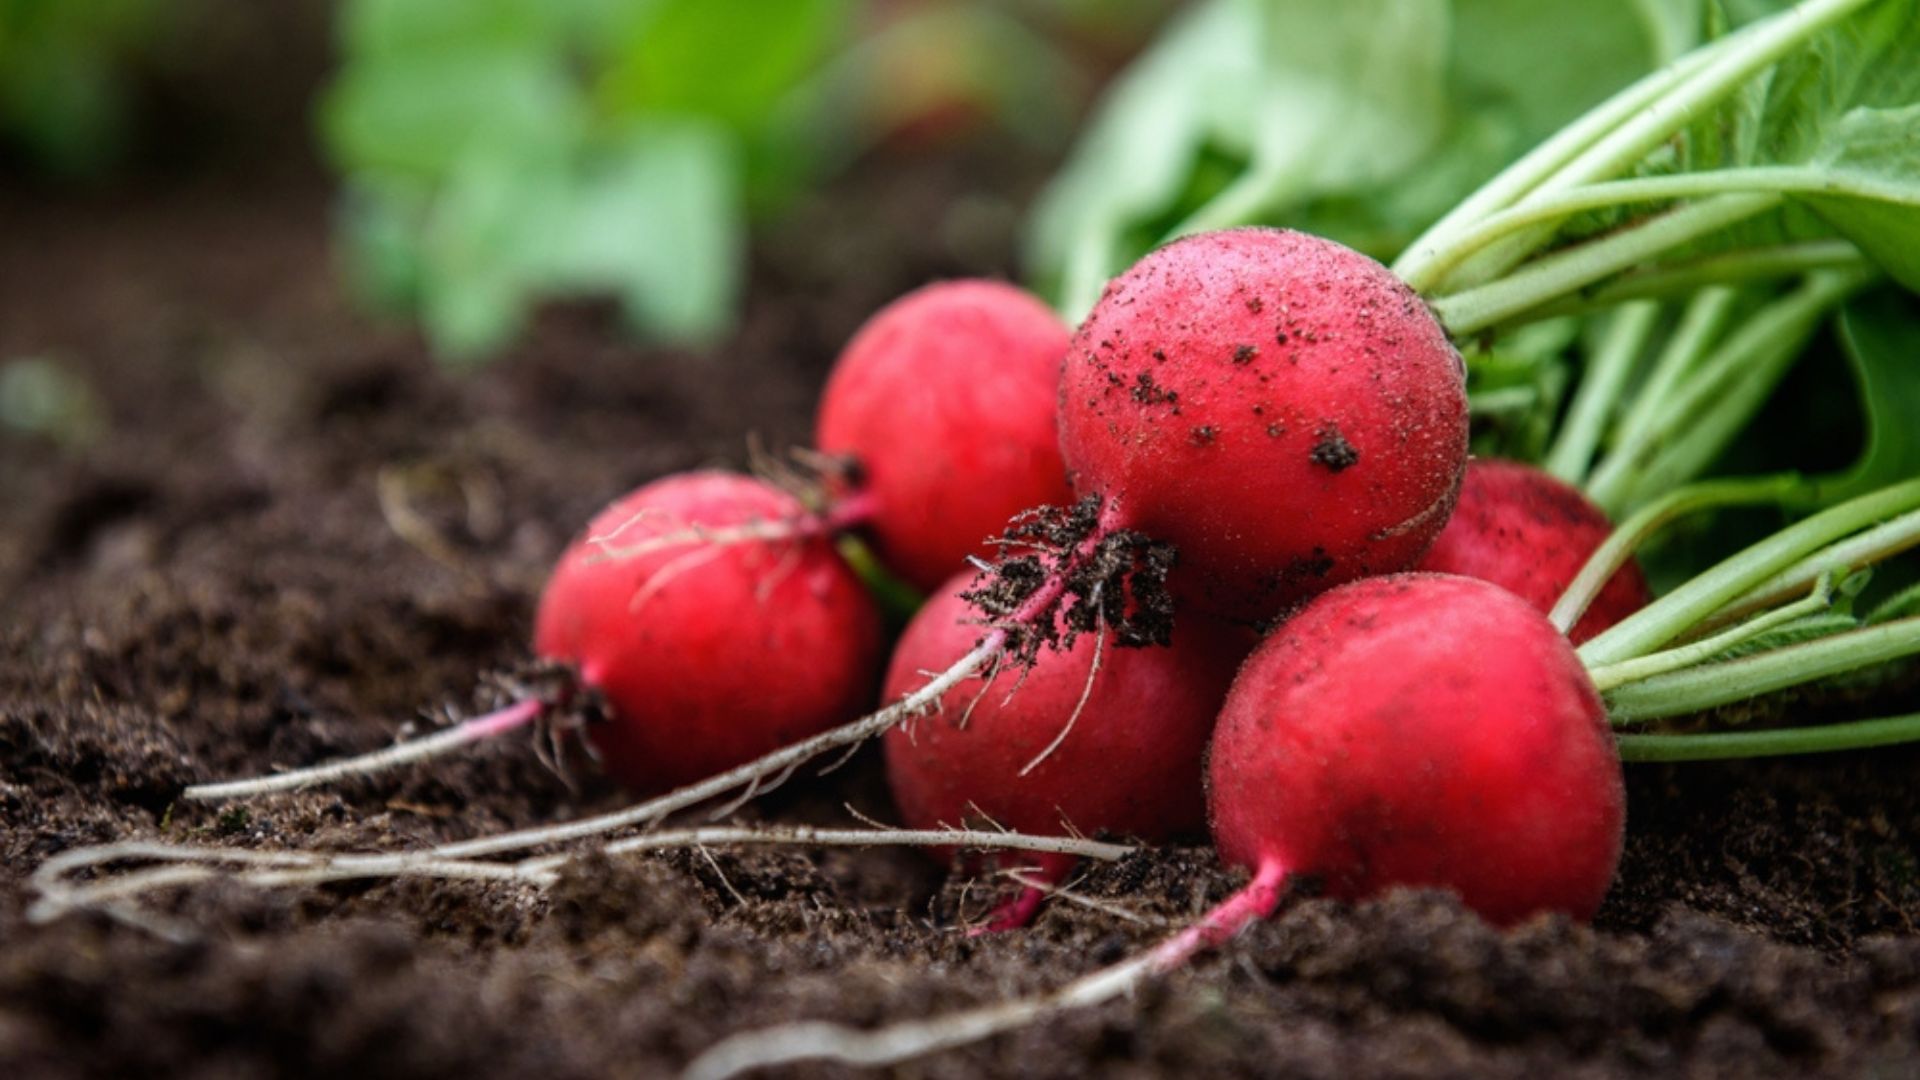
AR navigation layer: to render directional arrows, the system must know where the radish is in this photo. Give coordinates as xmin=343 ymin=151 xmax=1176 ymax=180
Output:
xmin=815 ymin=279 xmax=1074 ymax=591
xmin=532 ymin=471 xmax=884 ymax=792
xmin=1208 ymin=572 xmax=1625 ymax=925
xmin=1055 ymin=227 xmax=1469 ymax=625
xmin=881 ymin=572 xmax=1245 ymax=929
xmin=1417 ymin=458 xmax=1652 ymax=643
xmin=185 ymin=470 xmax=884 ymax=800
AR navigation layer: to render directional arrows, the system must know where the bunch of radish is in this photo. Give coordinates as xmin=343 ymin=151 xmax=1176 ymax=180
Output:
xmin=186 ymin=223 xmax=1642 ymax=933
xmin=55 ymin=6 xmax=1920 ymax=1070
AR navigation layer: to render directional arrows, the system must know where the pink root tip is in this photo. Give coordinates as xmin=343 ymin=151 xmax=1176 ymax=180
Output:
xmin=967 ymin=853 xmax=1077 ymax=936
xmin=464 ymin=698 xmax=546 ymax=739
xmin=968 ymin=884 xmax=1051 ymax=936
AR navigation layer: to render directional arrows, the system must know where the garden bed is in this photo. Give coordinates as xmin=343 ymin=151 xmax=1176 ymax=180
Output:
xmin=2 ymin=159 xmax=1918 ymax=1078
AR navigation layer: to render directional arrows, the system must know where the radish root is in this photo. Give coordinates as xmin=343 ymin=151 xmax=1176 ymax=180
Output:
xmin=681 ymin=863 xmax=1288 ymax=1080
xmin=30 ymin=824 xmax=1136 ymax=925
xmin=182 ymin=697 xmax=548 ymax=802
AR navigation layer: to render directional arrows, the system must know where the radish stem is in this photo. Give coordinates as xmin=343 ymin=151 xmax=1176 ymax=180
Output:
xmin=1550 ymin=474 xmax=1807 ymax=636
xmin=1603 ymin=616 xmax=1920 ymax=723
xmin=1544 ymin=301 xmax=1658 ymax=485
xmin=1616 ymin=712 xmax=1920 ymax=760
xmin=1574 ymin=477 xmax=1920 ymax=667
xmin=1586 ymin=574 xmax=1835 ymax=693
xmin=1430 ymin=193 xmax=1783 ymax=336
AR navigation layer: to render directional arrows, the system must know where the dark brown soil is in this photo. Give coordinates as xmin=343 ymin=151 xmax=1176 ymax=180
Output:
xmin=3 ymin=161 xmax=1919 ymax=1080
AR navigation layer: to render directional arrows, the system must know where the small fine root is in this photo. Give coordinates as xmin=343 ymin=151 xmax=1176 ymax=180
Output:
xmin=182 ymin=696 xmax=550 ymax=803
xmin=1018 ymin=590 xmax=1106 ymax=776
xmin=36 ymin=643 xmax=1020 ymax=920
xmin=1001 ymin=868 xmax=1168 ymax=927
xmin=29 ymin=826 xmax=1135 ymax=926
xmin=680 ymin=862 xmax=1288 ymax=1080
xmin=695 ymin=844 xmax=749 ymax=907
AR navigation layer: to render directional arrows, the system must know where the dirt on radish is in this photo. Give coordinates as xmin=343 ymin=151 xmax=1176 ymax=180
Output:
xmin=5 ymin=160 xmax=1920 ymax=1079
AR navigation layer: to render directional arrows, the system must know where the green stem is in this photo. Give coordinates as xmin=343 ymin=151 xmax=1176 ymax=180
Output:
xmin=1406 ymin=167 xmax=1881 ymax=293
xmin=1578 ymin=478 xmax=1920 ymax=669
xmin=1430 ymin=193 xmax=1782 ymax=336
xmin=1587 ymin=574 xmax=1834 ymax=693
xmin=1408 ymin=0 xmax=1874 ymax=293
xmin=1603 ymin=616 xmax=1920 ymax=723
xmin=1393 ymin=24 xmax=1748 ymax=288
xmin=1544 ymin=301 xmax=1660 ymax=485
xmin=1533 ymin=0 xmax=1873 ymax=195
xmin=1522 ymin=242 xmax=1868 ymax=320
xmin=1700 ymin=507 xmax=1920 ymax=631
xmin=1551 ymin=474 xmax=1808 ymax=636
xmin=1615 ymin=712 xmax=1920 ymax=760
xmin=1606 ymin=270 xmax=1867 ymax=512
xmin=1586 ymin=287 xmax=1739 ymax=512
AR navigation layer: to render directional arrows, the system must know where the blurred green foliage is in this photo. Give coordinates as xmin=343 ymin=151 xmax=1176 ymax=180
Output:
xmin=1028 ymin=0 xmax=1687 ymax=320
xmin=0 ymin=0 xmax=163 ymax=174
xmin=324 ymin=0 xmax=1134 ymax=363
xmin=323 ymin=0 xmax=855 ymax=362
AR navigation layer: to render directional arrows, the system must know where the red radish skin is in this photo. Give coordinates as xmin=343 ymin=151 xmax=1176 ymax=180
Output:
xmin=1417 ymin=458 xmax=1652 ymax=643
xmin=882 ymin=573 xmax=1245 ymax=858
xmin=1208 ymin=573 xmax=1624 ymax=925
xmin=534 ymin=472 xmax=883 ymax=793
xmin=1058 ymin=228 xmax=1469 ymax=624
xmin=817 ymin=280 xmax=1074 ymax=591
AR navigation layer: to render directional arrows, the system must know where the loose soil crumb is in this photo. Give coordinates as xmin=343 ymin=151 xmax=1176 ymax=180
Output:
xmin=3 ymin=163 xmax=1918 ymax=1079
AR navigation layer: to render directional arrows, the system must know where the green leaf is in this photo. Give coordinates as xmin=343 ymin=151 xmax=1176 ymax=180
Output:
xmin=1812 ymin=287 xmax=1920 ymax=500
xmin=339 ymin=0 xmax=576 ymax=58
xmin=1800 ymin=105 xmax=1920 ymax=290
xmin=1026 ymin=0 xmax=1255 ymax=313
xmin=1452 ymin=0 xmax=1675 ymax=138
xmin=1438 ymin=0 xmax=1920 ymax=308
xmin=321 ymin=48 xmax=583 ymax=180
xmin=563 ymin=121 xmax=742 ymax=344
xmin=415 ymin=147 xmax=560 ymax=359
xmin=596 ymin=0 xmax=849 ymax=133
xmin=1033 ymin=0 xmax=1455 ymax=317
xmin=407 ymin=120 xmax=742 ymax=359
xmin=1706 ymin=611 xmax=1861 ymax=661
xmin=337 ymin=179 xmax=431 ymax=311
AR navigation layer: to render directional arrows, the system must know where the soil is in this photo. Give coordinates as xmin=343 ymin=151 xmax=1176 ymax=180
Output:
xmin=3 ymin=152 xmax=1919 ymax=1080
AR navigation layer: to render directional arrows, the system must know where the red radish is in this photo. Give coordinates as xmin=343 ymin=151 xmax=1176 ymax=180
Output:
xmin=534 ymin=471 xmax=884 ymax=793
xmin=680 ymin=571 xmax=1626 ymax=1080
xmin=816 ymin=280 xmax=1074 ymax=591
xmin=1209 ymin=572 xmax=1624 ymax=925
xmin=1057 ymin=227 xmax=1469 ymax=624
xmin=1417 ymin=458 xmax=1652 ymax=644
xmin=882 ymin=572 xmax=1246 ymax=926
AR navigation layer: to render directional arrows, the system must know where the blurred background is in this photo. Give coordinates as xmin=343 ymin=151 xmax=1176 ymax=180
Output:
xmin=0 ymin=0 xmax=1169 ymax=369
